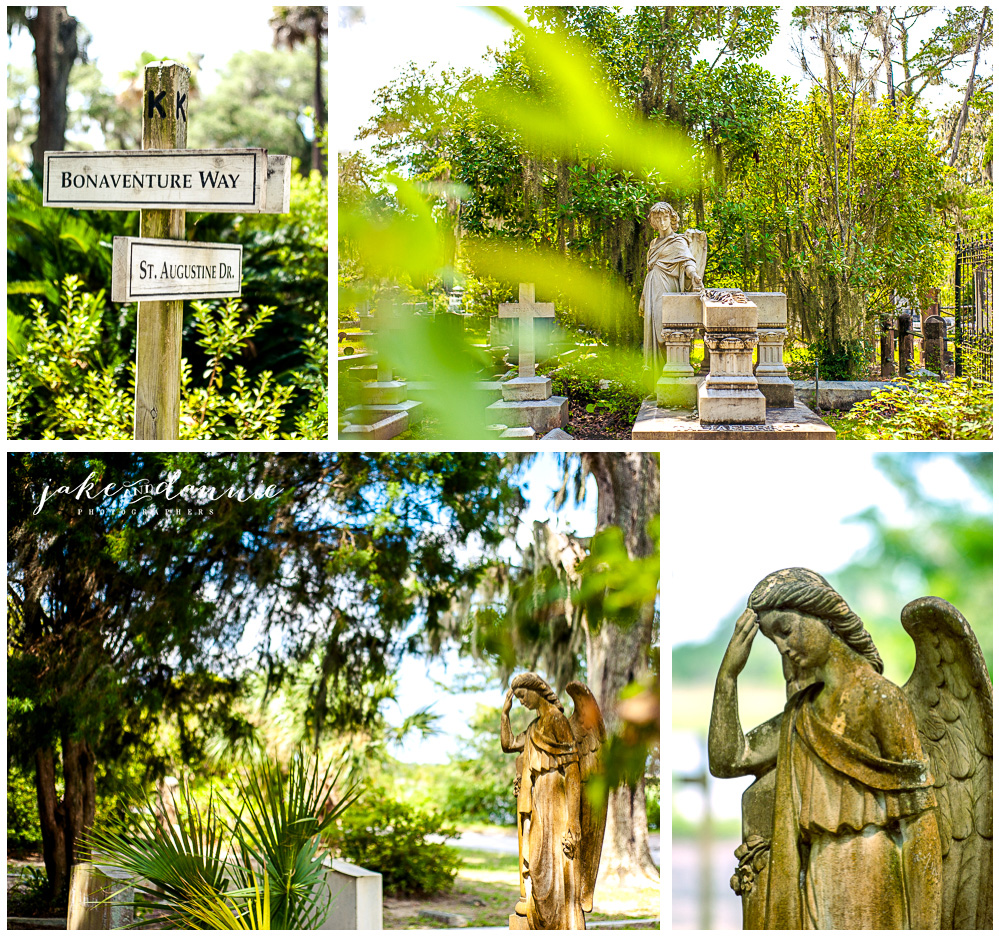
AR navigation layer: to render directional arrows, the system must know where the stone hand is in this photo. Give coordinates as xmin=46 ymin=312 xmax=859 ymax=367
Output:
xmin=503 ymin=688 xmax=515 ymax=714
xmin=720 ymin=608 xmax=759 ymax=679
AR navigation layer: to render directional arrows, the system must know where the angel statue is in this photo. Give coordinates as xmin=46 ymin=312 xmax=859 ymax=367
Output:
xmin=709 ymin=568 xmax=992 ymax=930
xmin=501 ymin=673 xmax=607 ymax=930
xmin=637 ymin=201 xmax=707 ymax=375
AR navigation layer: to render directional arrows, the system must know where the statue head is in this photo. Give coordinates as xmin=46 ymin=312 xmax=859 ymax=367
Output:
xmin=511 ymin=672 xmax=564 ymax=712
xmin=747 ymin=568 xmax=884 ymax=675
xmin=649 ymin=201 xmax=680 ymax=236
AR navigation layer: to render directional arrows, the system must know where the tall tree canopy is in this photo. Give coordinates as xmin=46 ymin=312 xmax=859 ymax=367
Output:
xmin=8 ymin=451 xmax=523 ymax=897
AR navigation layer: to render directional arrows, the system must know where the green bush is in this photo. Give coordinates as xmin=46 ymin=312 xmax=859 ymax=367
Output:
xmin=444 ymin=769 xmax=515 ymax=826
xmin=646 ymin=779 xmax=660 ymax=831
xmin=327 ymin=788 xmax=460 ymax=896
xmin=542 ymin=350 xmax=645 ymax=423
xmin=7 ymin=764 xmax=42 ymax=847
xmin=8 ymin=276 xmax=324 ymax=440
xmin=832 ymin=377 xmax=992 ymax=440
xmin=786 ymin=337 xmax=873 ymax=380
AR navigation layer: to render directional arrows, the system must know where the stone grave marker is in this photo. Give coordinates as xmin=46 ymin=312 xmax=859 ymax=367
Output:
xmin=42 ymin=60 xmax=291 ymax=440
xmin=922 ymin=315 xmax=947 ymax=375
xmin=486 ymin=283 xmax=568 ymax=435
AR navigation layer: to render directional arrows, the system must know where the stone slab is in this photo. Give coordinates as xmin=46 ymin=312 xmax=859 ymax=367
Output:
xmin=756 ymin=378 xmax=795 ymax=408
xmin=793 ymin=380 xmax=891 ymax=410
xmin=541 ymin=428 xmax=574 ymax=440
xmin=632 ymin=398 xmax=836 ymax=439
xmin=360 ymin=380 xmax=407 ymax=406
xmin=751 ymin=292 xmax=788 ymax=326
xmin=501 ymin=375 xmax=552 ymax=402
xmin=702 ymin=300 xmax=758 ymax=330
xmin=656 ymin=375 xmax=699 ymax=408
xmin=486 ymin=396 xmax=568 ymax=434
xmin=661 ymin=292 xmax=702 ymax=325
xmin=698 ymin=384 xmax=766 ymax=424
xmin=318 ymin=858 xmax=382 ymax=930
xmin=500 ymin=427 xmax=536 ymax=439
xmin=339 ymin=410 xmax=409 ymax=441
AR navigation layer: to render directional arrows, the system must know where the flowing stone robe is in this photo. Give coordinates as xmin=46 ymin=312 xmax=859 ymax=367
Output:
xmin=764 ymin=684 xmax=937 ymax=930
xmin=518 ymin=713 xmax=584 ymax=930
xmin=639 ymin=230 xmax=705 ymax=373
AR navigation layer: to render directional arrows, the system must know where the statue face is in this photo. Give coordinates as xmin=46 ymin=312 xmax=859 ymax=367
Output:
xmin=514 ymin=687 xmax=542 ymax=710
xmin=758 ymin=609 xmax=832 ymax=673
xmin=650 ymin=210 xmax=674 ymax=236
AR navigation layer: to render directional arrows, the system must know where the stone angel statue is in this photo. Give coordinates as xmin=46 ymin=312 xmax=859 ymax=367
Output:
xmin=638 ymin=201 xmax=707 ymax=374
xmin=501 ymin=673 xmax=607 ymax=930
xmin=708 ymin=568 xmax=992 ymax=930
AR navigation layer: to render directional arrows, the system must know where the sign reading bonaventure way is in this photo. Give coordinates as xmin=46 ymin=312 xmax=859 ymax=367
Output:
xmin=42 ymin=61 xmax=291 ymax=440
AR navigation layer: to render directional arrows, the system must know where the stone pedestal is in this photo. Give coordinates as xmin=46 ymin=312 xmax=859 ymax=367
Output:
xmin=698 ymin=297 xmax=766 ymax=425
xmin=751 ymin=293 xmax=794 ymax=408
xmin=68 ymin=861 xmax=135 ymax=930
xmin=509 ymin=911 xmax=530 ymax=929
xmin=318 ymin=858 xmax=382 ymax=930
xmin=631 ymin=397 xmax=836 ymax=439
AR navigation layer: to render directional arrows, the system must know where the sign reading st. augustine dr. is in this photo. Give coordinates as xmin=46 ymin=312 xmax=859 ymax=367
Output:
xmin=112 ymin=237 xmax=243 ymax=302
xmin=42 ymin=148 xmax=268 ymax=211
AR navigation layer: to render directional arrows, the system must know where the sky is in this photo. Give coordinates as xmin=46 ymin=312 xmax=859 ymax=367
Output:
xmin=335 ymin=4 xmax=984 ymax=155
xmin=8 ymin=4 xmax=279 ymax=95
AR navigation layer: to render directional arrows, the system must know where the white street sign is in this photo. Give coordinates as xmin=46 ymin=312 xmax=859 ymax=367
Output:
xmin=112 ymin=237 xmax=242 ymax=302
xmin=44 ymin=148 xmax=268 ymax=211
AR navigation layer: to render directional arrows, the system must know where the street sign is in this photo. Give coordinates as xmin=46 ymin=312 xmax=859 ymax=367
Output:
xmin=112 ymin=236 xmax=242 ymax=302
xmin=43 ymin=148 xmax=268 ymax=211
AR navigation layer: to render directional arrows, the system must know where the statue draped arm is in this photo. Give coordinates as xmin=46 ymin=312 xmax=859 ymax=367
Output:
xmin=501 ymin=689 xmax=527 ymax=753
xmin=901 ymin=809 xmax=943 ymax=929
xmin=709 ymin=609 xmax=781 ymax=778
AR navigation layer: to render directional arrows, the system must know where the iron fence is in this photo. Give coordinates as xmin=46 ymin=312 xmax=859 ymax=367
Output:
xmin=955 ymin=231 xmax=993 ymax=383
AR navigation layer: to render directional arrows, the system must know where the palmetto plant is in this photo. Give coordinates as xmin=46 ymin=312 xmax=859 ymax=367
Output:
xmin=85 ymin=751 xmax=360 ymax=929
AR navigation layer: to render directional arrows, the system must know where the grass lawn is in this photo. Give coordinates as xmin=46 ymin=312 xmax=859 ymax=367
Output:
xmin=383 ymin=847 xmax=660 ymax=929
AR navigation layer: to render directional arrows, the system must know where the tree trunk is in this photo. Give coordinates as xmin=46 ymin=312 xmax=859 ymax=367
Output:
xmin=581 ymin=452 xmax=660 ymax=886
xmin=312 ymin=16 xmax=326 ymax=175
xmin=34 ymin=736 xmax=97 ymax=900
xmin=948 ymin=8 xmax=987 ymax=167
xmin=27 ymin=6 xmax=79 ymax=170
xmin=35 ymin=745 xmax=68 ymax=898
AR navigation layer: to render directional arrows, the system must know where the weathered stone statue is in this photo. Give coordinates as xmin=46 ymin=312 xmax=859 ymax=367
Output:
xmin=501 ymin=673 xmax=607 ymax=930
xmin=638 ymin=201 xmax=707 ymax=374
xmin=709 ymin=568 xmax=992 ymax=930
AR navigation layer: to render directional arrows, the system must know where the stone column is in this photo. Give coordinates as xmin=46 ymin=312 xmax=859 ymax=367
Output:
xmin=698 ymin=294 xmax=766 ymax=425
xmin=750 ymin=292 xmax=793 ymax=408
xmin=656 ymin=327 xmax=698 ymax=407
xmin=898 ymin=311 xmax=913 ymax=377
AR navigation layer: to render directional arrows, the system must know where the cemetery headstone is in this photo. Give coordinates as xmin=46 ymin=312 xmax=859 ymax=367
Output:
xmin=486 ymin=283 xmax=568 ymax=434
xmin=708 ymin=569 xmax=992 ymax=929
xmin=922 ymin=315 xmax=947 ymax=375
xmin=67 ymin=861 xmax=134 ymax=929
xmin=42 ymin=60 xmax=291 ymax=441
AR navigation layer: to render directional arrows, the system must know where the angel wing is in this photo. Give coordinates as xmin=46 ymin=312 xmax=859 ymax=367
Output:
xmin=685 ymin=229 xmax=708 ymax=283
xmin=566 ymin=681 xmax=607 ymax=912
xmin=901 ymin=596 xmax=992 ymax=929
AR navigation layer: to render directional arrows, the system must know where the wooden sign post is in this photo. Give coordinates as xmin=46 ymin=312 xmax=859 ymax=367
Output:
xmin=42 ymin=59 xmax=293 ymax=441
xmin=136 ymin=60 xmax=188 ymax=440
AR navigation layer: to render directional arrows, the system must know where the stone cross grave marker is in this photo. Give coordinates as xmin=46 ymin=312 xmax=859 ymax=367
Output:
xmin=499 ymin=283 xmax=554 ymax=381
xmin=42 ymin=60 xmax=291 ymax=440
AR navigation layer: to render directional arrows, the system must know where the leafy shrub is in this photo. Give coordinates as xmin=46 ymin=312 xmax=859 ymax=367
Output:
xmin=786 ymin=338 xmax=873 ymax=380
xmin=542 ymin=351 xmax=645 ymax=422
xmin=444 ymin=770 xmax=515 ymax=826
xmin=8 ymin=276 xmax=325 ymax=440
xmin=327 ymin=788 xmax=460 ymax=896
xmin=7 ymin=764 xmax=42 ymax=847
xmin=833 ymin=377 xmax=992 ymax=440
